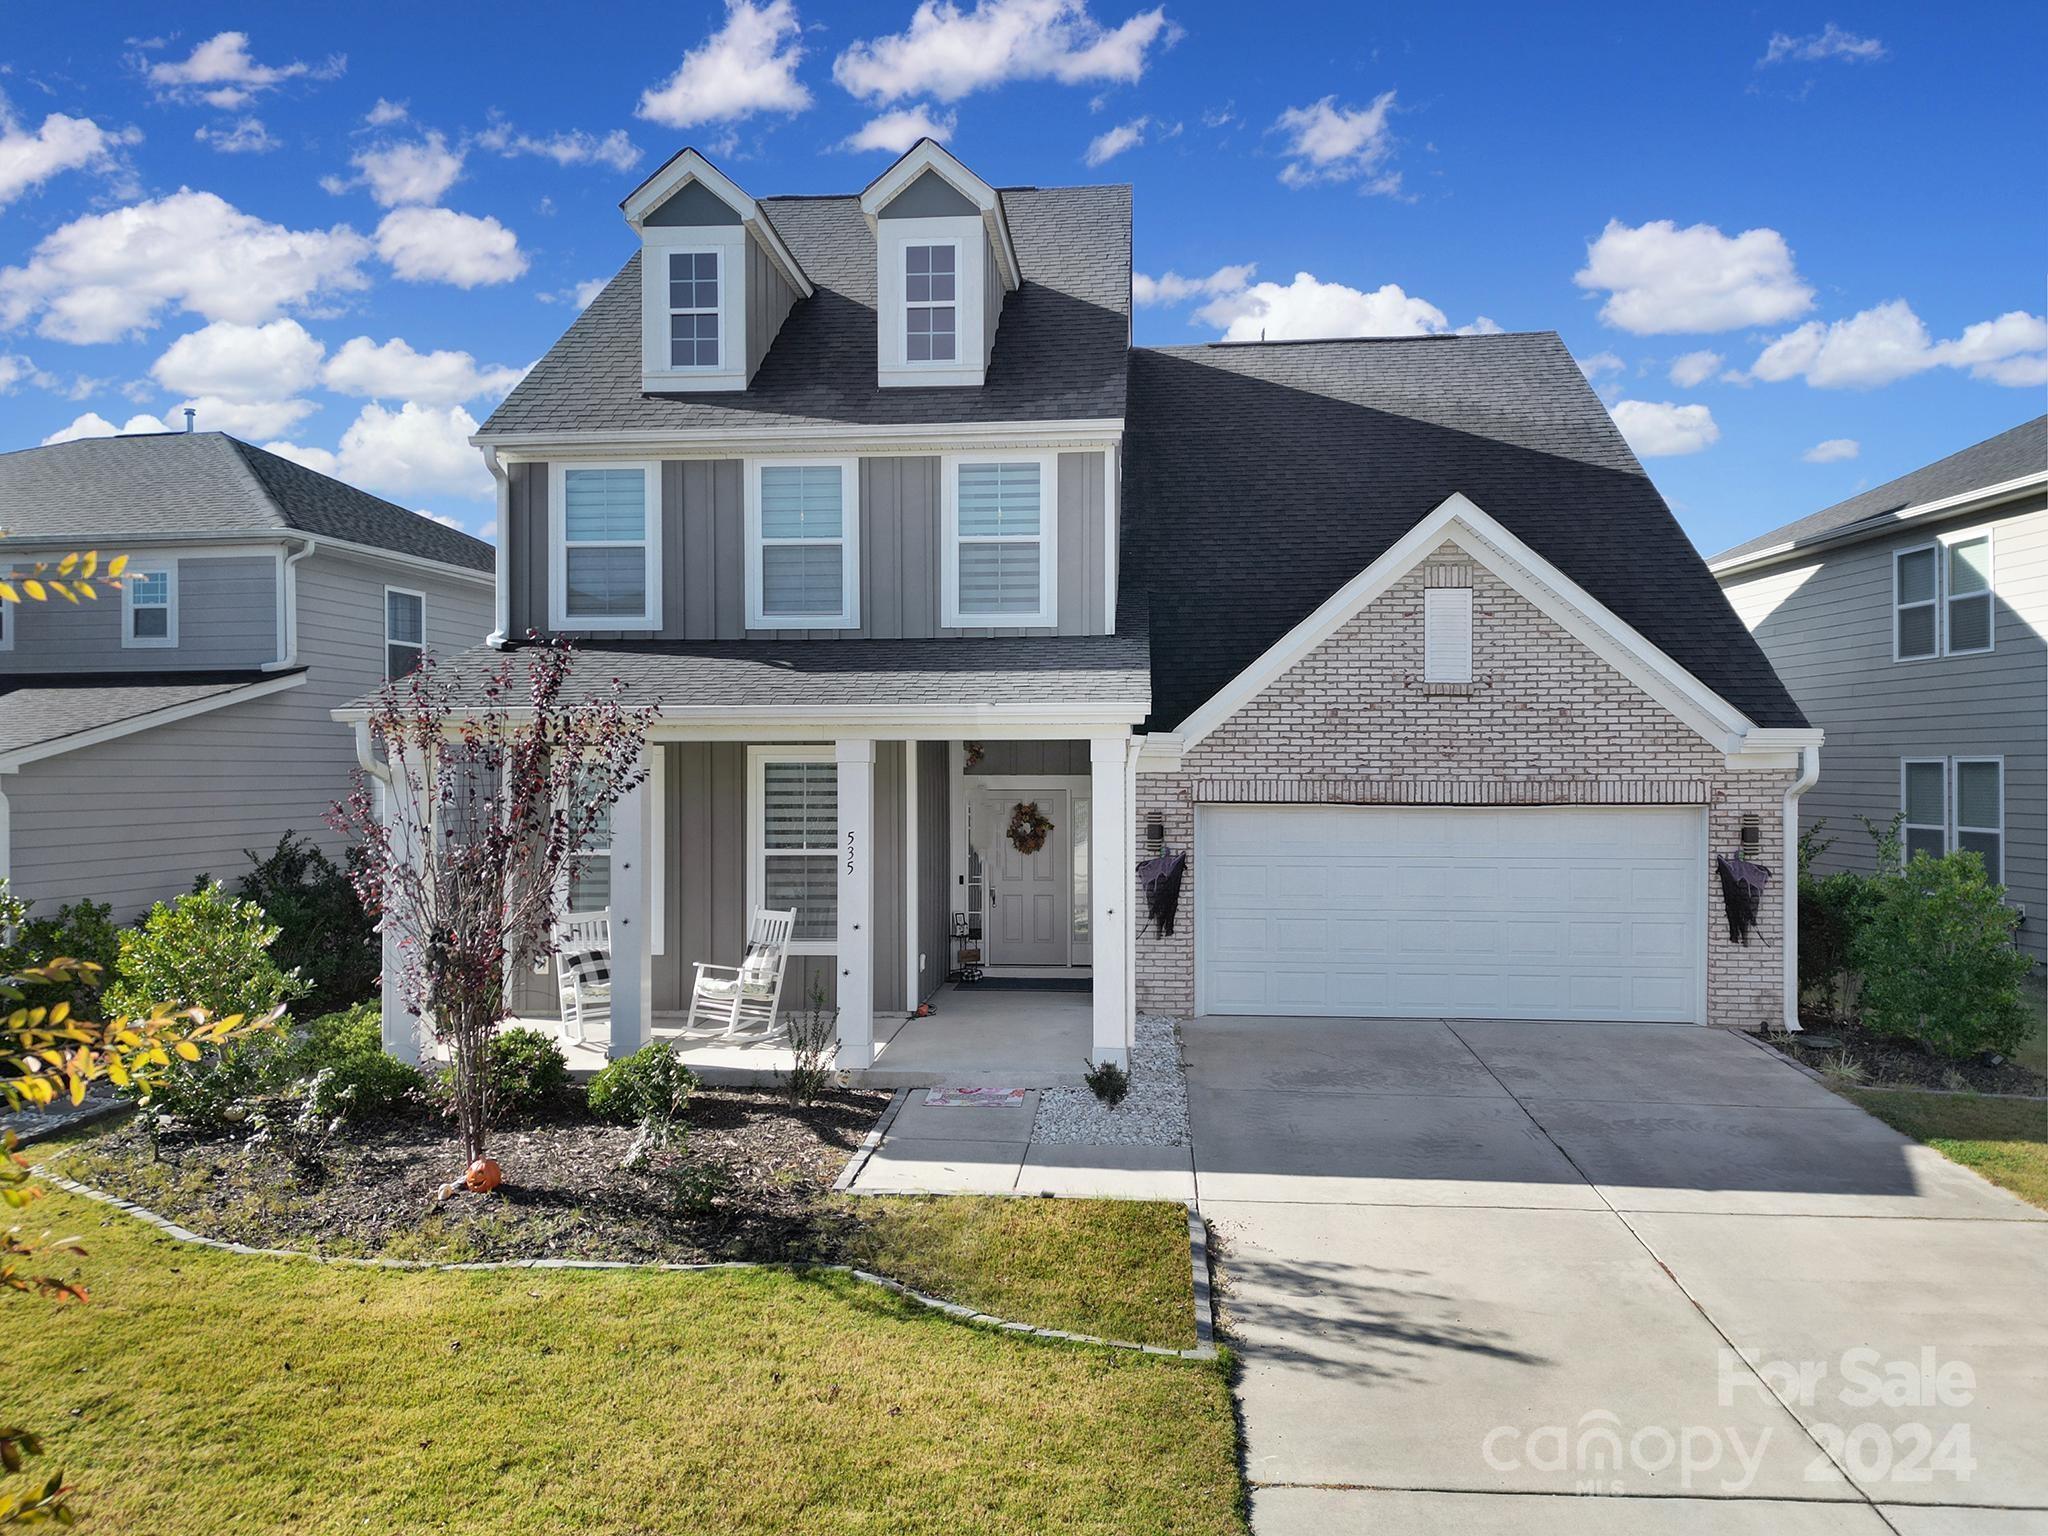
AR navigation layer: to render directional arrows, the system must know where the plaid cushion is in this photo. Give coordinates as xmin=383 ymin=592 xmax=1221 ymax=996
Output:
xmin=563 ymin=949 xmax=611 ymax=987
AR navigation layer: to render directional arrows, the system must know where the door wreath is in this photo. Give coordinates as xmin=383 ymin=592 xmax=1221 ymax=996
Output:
xmin=1006 ymin=801 xmax=1054 ymax=856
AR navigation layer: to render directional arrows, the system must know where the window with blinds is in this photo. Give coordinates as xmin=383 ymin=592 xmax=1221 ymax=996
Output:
xmin=950 ymin=458 xmax=1049 ymax=624
xmin=559 ymin=465 xmax=654 ymax=625
xmin=1894 ymin=545 xmax=1938 ymax=660
xmin=1901 ymin=759 xmax=1947 ymax=864
xmin=1953 ymin=758 xmax=2003 ymax=884
xmin=1945 ymin=536 xmax=1993 ymax=655
xmin=1423 ymin=587 xmax=1473 ymax=683
xmin=752 ymin=461 xmax=854 ymax=626
xmin=385 ymin=587 xmax=424 ymax=681
xmin=759 ymin=758 xmax=838 ymax=944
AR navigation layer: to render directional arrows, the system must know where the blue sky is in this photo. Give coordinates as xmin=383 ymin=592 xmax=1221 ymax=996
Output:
xmin=1 ymin=2 xmax=2041 ymax=556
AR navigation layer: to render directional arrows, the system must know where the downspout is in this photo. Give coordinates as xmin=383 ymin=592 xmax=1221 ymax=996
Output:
xmin=1124 ymin=732 xmax=1141 ymax=1054
xmin=1781 ymin=743 xmax=1821 ymax=1034
xmin=262 ymin=537 xmax=315 ymax=671
xmin=484 ymin=446 xmax=512 ymax=648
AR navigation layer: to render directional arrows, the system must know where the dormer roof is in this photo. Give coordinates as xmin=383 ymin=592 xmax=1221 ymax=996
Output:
xmin=859 ymin=139 xmax=1021 ymax=292
xmin=621 ymin=146 xmax=812 ymax=298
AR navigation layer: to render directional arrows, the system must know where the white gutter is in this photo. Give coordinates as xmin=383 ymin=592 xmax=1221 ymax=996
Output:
xmin=1710 ymin=471 xmax=2048 ymax=579
xmin=0 ymin=530 xmax=492 ymax=585
xmin=484 ymin=446 xmax=512 ymax=649
xmin=353 ymin=719 xmax=393 ymax=791
xmin=1780 ymin=743 xmax=1822 ymax=1034
xmin=262 ymin=537 xmax=315 ymax=672
xmin=470 ymin=418 xmax=1127 ymax=454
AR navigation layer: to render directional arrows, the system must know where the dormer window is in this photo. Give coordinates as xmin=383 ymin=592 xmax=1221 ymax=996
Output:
xmin=667 ymin=250 xmax=722 ymax=370
xmin=904 ymin=242 xmax=958 ymax=363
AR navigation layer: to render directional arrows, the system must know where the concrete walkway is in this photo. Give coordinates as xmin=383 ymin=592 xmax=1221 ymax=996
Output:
xmin=1186 ymin=1017 xmax=2048 ymax=1535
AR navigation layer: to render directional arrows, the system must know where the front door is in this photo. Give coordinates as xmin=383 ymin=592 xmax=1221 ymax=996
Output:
xmin=978 ymin=788 xmax=1071 ymax=967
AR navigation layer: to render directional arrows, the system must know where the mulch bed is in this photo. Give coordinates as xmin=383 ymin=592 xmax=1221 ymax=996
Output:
xmin=1772 ymin=1019 xmax=2045 ymax=1096
xmin=54 ymin=1086 xmax=893 ymax=1266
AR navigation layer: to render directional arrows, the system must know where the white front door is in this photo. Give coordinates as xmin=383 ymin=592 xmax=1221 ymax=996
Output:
xmin=1197 ymin=804 xmax=1706 ymax=1022
xmin=979 ymin=788 xmax=1071 ymax=967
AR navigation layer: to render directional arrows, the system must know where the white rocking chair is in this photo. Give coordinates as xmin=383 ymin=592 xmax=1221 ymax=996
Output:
xmin=555 ymin=908 xmax=613 ymax=1048
xmin=685 ymin=908 xmax=796 ymax=1038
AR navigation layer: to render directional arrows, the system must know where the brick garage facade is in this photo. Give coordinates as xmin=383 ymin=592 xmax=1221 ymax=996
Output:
xmin=1134 ymin=543 xmax=1795 ymax=1030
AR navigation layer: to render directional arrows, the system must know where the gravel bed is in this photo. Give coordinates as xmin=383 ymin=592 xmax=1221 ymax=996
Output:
xmin=1030 ymin=1015 xmax=1189 ymax=1146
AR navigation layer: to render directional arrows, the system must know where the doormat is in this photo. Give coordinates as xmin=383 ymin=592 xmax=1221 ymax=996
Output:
xmin=967 ymin=977 xmax=1092 ymax=992
xmin=923 ymin=1087 xmax=1030 ymax=1108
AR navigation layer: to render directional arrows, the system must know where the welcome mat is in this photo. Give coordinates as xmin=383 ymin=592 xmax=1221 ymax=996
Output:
xmin=923 ymin=1087 xmax=1029 ymax=1108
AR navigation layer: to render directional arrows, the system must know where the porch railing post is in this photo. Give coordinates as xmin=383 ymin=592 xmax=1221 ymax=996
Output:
xmin=835 ymin=738 xmax=876 ymax=1068
xmin=1089 ymin=733 xmax=1133 ymax=1066
xmin=607 ymin=753 xmax=652 ymax=1059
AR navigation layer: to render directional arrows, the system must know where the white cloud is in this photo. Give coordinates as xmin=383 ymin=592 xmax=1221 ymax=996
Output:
xmin=364 ymin=98 xmax=408 ymax=127
xmin=0 ymin=104 xmax=141 ymax=208
xmin=0 ymin=354 xmax=46 ymax=392
xmin=145 ymin=31 xmax=344 ymax=109
xmin=1760 ymin=24 xmax=1886 ymax=66
xmin=1575 ymin=218 xmax=1814 ymax=335
xmin=419 ymin=509 xmax=467 ymax=531
xmin=1133 ymin=263 xmax=1255 ymax=306
xmin=476 ymin=118 xmax=641 ymax=172
xmin=834 ymin=0 xmax=1175 ymax=105
xmin=42 ymin=410 xmax=173 ymax=445
xmin=1456 ymin=316 xmax=1504 ymax=336
xmin=1667 ymin=349 xmax=1723 ymax=388
xmin=638 ymin=0 xmax=812 ymax=129
xmin=1575 ymin=351 xmax=1625 ymax=380
xmin=374 ymin=207 xmax=527 ymax=287
xmin=840 ymin=104 xmax=958 ymax=153
xmin=151 ymin=318 xmax=325 ymax=400
xmin=267 ymin=400 xmax=487 ymax=499
xmin=1802 ymin=438 xmax=1859 ymax=463
xmin=1749 ymin=299 xmax=2048 ymax=389
xmin=340 ymin=132 xmax=464 ymax=207
xmin=171 ymin=394 xmax=316 ymax=437
xmin=1274 ymin=92 xmax=1400 ymax=193
xmin=1610 ymin=399 xmax=1720 ymax=457
xmin=193 ymin=116 xmax=279 ymax=153
xmin=322 ymin=335 xmax=526 ymax=406
xmin=1196 ymin=272 xmax=1453 ymax=341
xmin=1085 ymin=116 xmax=1147 ymax=165
xmin=0 ymin=190 xmax=371 ymax=344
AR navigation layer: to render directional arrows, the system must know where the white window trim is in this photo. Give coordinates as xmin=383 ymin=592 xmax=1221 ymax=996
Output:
xmin=1939 ymin=528 xmax=1995 ymax=657
xmin=746 ymin=744 xmax=838 ymax=958
xmin=1951 ymin=755 xmax=2004 ymax=881
xmin=384 ymin=584 xmax=426 ymax=681
xmin=876 ymin=215 xmax=987 ymax=388
xmin=1892 ymin=542 xmax=1939 ymax=663
xmin=744 ymin=456 xmax=860 ymax=630
xmin=0 ymin=599 xmax=14 ymax=652
xmin=663 ymin=246 xmax=725 ymax=373
xmin=547 ymin=460 xmax=664 ymax=632
xmin=899 ymin=237 xmax=963 ymax=370
xmin=1423 ymin=587 xmax=1473 ymax=683
xmin=1899 ymin=757 xmax=1949 ymax=864
xmin=122 ymin=561 xmax=179 ymax=648
xmin=639 ymin=223 xmax=745 ymax=393
xmin=940 ymin=450 xmax=1058 ymax=629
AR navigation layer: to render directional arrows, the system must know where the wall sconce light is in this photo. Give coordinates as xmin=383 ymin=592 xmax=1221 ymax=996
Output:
xmin=1739 ymin=814 xmax=1761 ymax=851
xmin=1145 ymin=817 xmax=1165 ymax=851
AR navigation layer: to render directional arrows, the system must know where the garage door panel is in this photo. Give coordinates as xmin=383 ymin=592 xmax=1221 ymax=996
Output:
xmin=1197 ymin=806 xmax=1703 ymax=1024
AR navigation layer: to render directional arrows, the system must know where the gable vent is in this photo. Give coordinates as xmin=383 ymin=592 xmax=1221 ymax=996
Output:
xmin=1424 ymin=586 xmax=1473 ymax=683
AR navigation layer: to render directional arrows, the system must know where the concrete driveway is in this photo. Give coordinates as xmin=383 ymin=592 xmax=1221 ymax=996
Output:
xmin=1187 ymin=1016 xmax=2048 ymax=1536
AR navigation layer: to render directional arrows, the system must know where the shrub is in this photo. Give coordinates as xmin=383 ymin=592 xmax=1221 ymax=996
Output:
xmin=290 ymin=1002 xmax=425 ymax=1122
xmin=780 ymin=980 xmax=838 ymax=1107
xmin=479 ymin=1026 xmax=570 ymax=1116
xmin=1083 ymin=1057 xmax=1131 ymax=1109
xmin=135 ymin=1032 xmax=284 ymax=1138
xmin=106 ymin=881 xmax=307 ymax=1025
xmin=1799 ymin=871 xmax=1878 ymax=1021
xmin=0 ymin=885 xmax=120 ymax=1017
xmin=587 ymin=1041 xmax=698 ymax=1127
xmin=235 ymin=834 xmax=379 ymax=1017
xmin=1852 ymin=850 xmax=2034 ymax=1060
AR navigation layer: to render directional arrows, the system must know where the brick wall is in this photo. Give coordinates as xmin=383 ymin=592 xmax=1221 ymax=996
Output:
xmin=1135 ymin=543 xmax=1793 ymax=1029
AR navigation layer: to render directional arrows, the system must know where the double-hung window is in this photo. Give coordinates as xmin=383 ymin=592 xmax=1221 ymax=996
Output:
xmin=750 ymin=748 xmax=838 ymax=952
xmin=0 ymin=600 xmax=13 ymax=652
xmin=123 ymin=564 xmax=177 ymax=647
xmin=567 ymin=789 xmax=614 ymax=914
xmin=943 ymin=454 xmax=1055 ymax=627
xmin=1899 ymin=757 xmax=2006 ymax=885
xmin=1894 ymin=545 xmax=1938 ymax=660
xmin=385 ymin=587 xmax=425 ymax=681
xmin=904 ymin=242 xmax=957 ymax=363
xmin=1944 ymin=535 xmax=1993 ymax=654
xmin=1895 ymin=534 xmax=1996 ymax=660
xmin=551 ymin=463 xmax=660 ymax=629
xmin=668 ymin=250 xmax=720 ymax=370
xmin=748 ymin=459 xmax=858 ymax=628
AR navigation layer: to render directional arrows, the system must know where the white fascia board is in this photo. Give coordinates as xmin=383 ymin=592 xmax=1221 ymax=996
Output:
xmin=328 ymin=702 xmax=1147 ymax=738
xmin=2 ymin=530 xmax=493 ymax=586
xmin=0 ymin=671 xmax=307 ymax=771
xmin=1172 ymin=491 xmax=1755 ymax=755
xmin=1134 ymin=731 xmax=1185 ymax=772
xmin=476 ymin=419 xmax=1125 ymax=456
xmin=857 ymin=139 xmax=1020 ymax=290
xmin=1709 ymin=471 xmax=2048 ymax=579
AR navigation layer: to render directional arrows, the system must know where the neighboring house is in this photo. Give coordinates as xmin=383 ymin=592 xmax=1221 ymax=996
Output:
xmin=0 ymin=430 xmax=495 ymax=921
xmin=1714 ymin=417 xmax=2047 ymax=963
xmin=346 ymin=140 xmax=1814 ymax=1068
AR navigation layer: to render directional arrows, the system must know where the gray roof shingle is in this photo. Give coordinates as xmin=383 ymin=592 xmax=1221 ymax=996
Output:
xmin=479 ymin=185 xmax=1131 ymax=437
xmin=0 ymin=669 xmax=301 ymax=757
xmin=0 ymin=432 xmax=494 ymax=572
xmin=1712 ymin=415 xmax=2047 ymax=565
xmin=1123 ymin=333 xmax=1807 ymax=732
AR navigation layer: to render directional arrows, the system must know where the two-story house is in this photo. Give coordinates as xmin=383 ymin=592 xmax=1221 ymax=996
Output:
xmin=348 ymin=140 xmax=1816 ymax=1072
xmin=1715 ymin=417 xmax=2046 ymax=962
xmin=0 ymin=429 xmax=494 ymax=920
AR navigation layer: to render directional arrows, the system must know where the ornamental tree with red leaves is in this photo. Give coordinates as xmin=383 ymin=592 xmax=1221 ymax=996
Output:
xmin=331 ymin=638 xmax=653 ymax=1169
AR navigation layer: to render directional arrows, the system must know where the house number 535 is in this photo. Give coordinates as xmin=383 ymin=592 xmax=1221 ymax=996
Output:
xmin=845 ymin=830 xmax=856 ymax=874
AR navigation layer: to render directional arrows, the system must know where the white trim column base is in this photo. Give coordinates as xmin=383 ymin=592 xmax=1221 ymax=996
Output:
xmin=1089 ymin=733 xmax=1133 ymax=1066
xmin=836 ymin=739 xmax=876 ymax=1069
xmin=607 ymin=757 xmax=653 ymax=1060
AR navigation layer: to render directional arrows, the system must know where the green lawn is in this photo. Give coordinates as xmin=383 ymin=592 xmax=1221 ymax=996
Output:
xmin=8 ymin=1190 xmax=1244 ymax=1535
xmin=1849 ymin=1090 xmax=2048 ymax=1211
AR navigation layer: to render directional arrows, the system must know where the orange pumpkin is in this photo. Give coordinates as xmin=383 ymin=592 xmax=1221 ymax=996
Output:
xmin=465 ymin=1158 xmax=503 ymax=1193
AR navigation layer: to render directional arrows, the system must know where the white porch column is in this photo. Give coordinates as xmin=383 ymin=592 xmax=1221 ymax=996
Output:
xmin=1090 ymin=733 xmax=1134 ymax=1065
xmin=607 ymin=755 xmax=653 ymax=1059
xmin=835 ymin=738 xmax=876 ymax=1068
xmin=378 ymin=764 xmax=423 ymax=1066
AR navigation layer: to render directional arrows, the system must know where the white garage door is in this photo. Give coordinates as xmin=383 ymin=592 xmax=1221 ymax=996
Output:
xmin=1197 ymin=805 xmax=1705 ymax=1023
